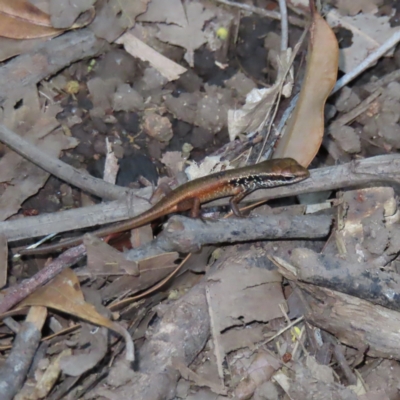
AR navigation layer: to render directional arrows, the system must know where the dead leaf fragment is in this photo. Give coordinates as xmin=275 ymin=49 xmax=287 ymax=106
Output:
xmin=0 ymin=94 xmax=77 ymax=221
xmin=0 ymin=0 xmax=53 ymax=26
xmin=85 ymin=234 xmax=139 ymax=276
xmin=138 ymin=0 xmax=187 ymax=26
xmin=273 ymin=11 xmax=338 ymax=166
xmin=326 ymin=9 xmax=399 ymax=73
xmin=49 ymin=0 xmax=96 ymax=29
xmin=156 ymin=1 xmax=215 ymax=66
xmin=89 ymin=0 xmax=150 ymax=43
xmin=0 ymin=0 xmax=63 ymax=39
xmin=227 ymin=44 xmax=298 ymax=140
xmin=335 ymin=0 xmax=382 ymax=16
xmin=116 ymin=32 xmax=187 ymax=81
xmin=34 ymin=348 xmax=72 ymax=398
xmin=19 ymin=268 xmax=134 ymax=361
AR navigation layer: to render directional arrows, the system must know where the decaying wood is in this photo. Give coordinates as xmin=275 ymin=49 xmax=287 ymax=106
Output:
xmin=275 ymin=248 xmax=400 ymax=312
xmin=92 ymin=281 xmax=210 ymax=400
xmin=125 ymin=214 xmax=332 ymax=259
xmin=297 ymin=283 xmax=400 ymax=359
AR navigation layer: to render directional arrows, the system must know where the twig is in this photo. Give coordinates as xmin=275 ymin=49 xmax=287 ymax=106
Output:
xmin=0 ymin=29 xmax=107 ymax=104
xmin=0 ymin=307 xmax=45 ymax=400
xmin=3 ymin=154 xmax=400 ymax=243
xmin=333 ymin=344 xmax=357 ymax=385
xmin=331 ymin=88 xmax=383 ymax=127
xmin=124 ymin=214 xmax=332 ymax=259
xmin=256 ymin=27 xmax=308 ymax=162
xmin=3 ymin=188 xmax=152 ymax=243
xmin=0 ymin=123 xmax=129 ymax=201
xmin=332 ymin=30 xmax=400 ymax=95
xmin=278 ymin=27 xmax=400 ymax=133
xmin=278 ymin=0 xmax=289 ymax=51
xmin=0 ymin=245 xmax=86 ymax=314
xmin=213 ymin=0 xmax=307 ymax=28
xmin=207 ymin=154 xmax=400 ymax=206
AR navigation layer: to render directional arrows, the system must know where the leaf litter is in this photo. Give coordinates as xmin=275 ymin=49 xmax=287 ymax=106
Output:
xmin=0 ymin=0 xmax=400 ymax=399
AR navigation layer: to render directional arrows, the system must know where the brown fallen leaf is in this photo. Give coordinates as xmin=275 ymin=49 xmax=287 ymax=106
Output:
xmin=84 ymin=234 xmax=140 ymax=276
xmin=273 ymin=8 xmax=339 ymax=167
xmin=0 ymin=0 xmax=62 ymax=39
xmin=0 ymin=94 xmax=78 ymax=221
xmin=19 ymin=268 xmax=134 ymax=361
xmin=0 ymin=0 xmax=53 ymax=26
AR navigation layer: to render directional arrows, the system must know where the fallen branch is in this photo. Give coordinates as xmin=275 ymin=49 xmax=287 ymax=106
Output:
xmin=125 ymin=214 xmax=332 ymax=260
xmin=0 ymin=29 xmax=108 ymax=104
xmin=2 ymin=155 xmax=400 ymax=242
xmin=0 ymin=124 xmax=129 ymax=201
xmin=0 ymin=245 xmax=86 ymax=314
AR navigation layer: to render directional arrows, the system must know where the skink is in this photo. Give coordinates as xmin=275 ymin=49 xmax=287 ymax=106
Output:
xmin=21 ymin=158 xmax=309 ymax=255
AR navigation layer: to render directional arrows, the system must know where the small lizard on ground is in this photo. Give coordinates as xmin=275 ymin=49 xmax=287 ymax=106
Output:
xmin=20 ymin=158 xmax=309 ymax=255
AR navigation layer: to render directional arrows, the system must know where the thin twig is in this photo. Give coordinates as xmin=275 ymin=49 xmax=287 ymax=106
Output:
xmin=278 ymin=30 xmax=400 ymax=131
xmin=0 ymin=124 xmax=129 ymax=201
xmin=3 ymin=154 xmax=400 ymax=242
xmin=332 ymin=30 xmax=400 ymax=95
xmin=213 ymin=0 xmax=307 ymax=28
xmin=332 ymin=89 xmax=383 ymax=127
xmin=2 ymin=189 xmax=151 ymax=243
xmin=256 ymin=27 xmax=309 ymax=162
xmin=278 ymin=0 xmax=289 ymax=51
xmin=0 ymin=245 xmax=86 ymax=314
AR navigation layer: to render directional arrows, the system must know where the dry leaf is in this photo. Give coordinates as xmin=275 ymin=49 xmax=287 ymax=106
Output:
xmin=116 ymin=32 xmax=187 ymax=81
xmin=0 ymin=0 xmax=62 ymax=39
xmin=84 ymin=234 xmax=139 ymax=276
xmin=156 ymin=1 xmax=215 ymax=66
xmin=185 ymin=156 xmax=229 ymax=181
xmin=19 ymin=268 xmax=134 ymax=361
xmin=227 ymin=47 xmax=296 ymax=140
xmin=326 ymin=9 xmax=400 ymax=73
xmin=335 ymin=0 xmax=382 ymax=16
xmin=0 ymin=0 xmax=53 ymax=26
xmin=89 ymin=0 xmax=149 ymax=43
xmin=160 ymin=151 xmax=186 ymax=177
xmin=165 ymin=84 xmax=233 ymax=133
xmin=137 ymin=0 xmax=187 ymax=26
xmin=273 ymin=11 xmax=339 ymax=166
xmin=0 ymin=91 xmax=78 ymax=221
xmin=34 ymin=348 xmax=72 ymax=398
xmin=228 ymin=86 xmax=282 ymax=141
xmin=49 ymin=0 xmax=95 ymax=29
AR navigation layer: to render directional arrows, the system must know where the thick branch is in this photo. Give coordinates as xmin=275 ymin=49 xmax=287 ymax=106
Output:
xmin=2 ymin=155 xmax=399 ymax=242
xmin=125 ymin=214 xmax=332 ymax=260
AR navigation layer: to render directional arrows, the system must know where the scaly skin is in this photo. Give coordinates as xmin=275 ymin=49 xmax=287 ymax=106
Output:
xmin=21 ymin=158 xmax=309 ymax=255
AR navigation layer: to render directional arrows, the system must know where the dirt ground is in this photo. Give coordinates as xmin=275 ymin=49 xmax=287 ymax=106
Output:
xmin=0 ymin=0 xmax=400 ymax=399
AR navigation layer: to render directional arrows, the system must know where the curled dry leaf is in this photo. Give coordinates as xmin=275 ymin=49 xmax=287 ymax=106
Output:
xmin=273 ymin=11 xmax=339 ymax=167
xmin=0 ymin=0 xmax=62 ymax=39
xmin=18 ymin=268 xmax=134 ymax=361
xmin=227 ymin=49 xmax=294 ymax=141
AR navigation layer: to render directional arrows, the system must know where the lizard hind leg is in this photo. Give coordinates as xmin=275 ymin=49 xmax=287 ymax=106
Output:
xmin=229 ymin=190 xmax=250 ymax=217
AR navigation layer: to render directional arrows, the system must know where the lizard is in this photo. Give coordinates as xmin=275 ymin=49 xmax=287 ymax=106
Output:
xmin=20 ymin=157 xmax=309 ymax=255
